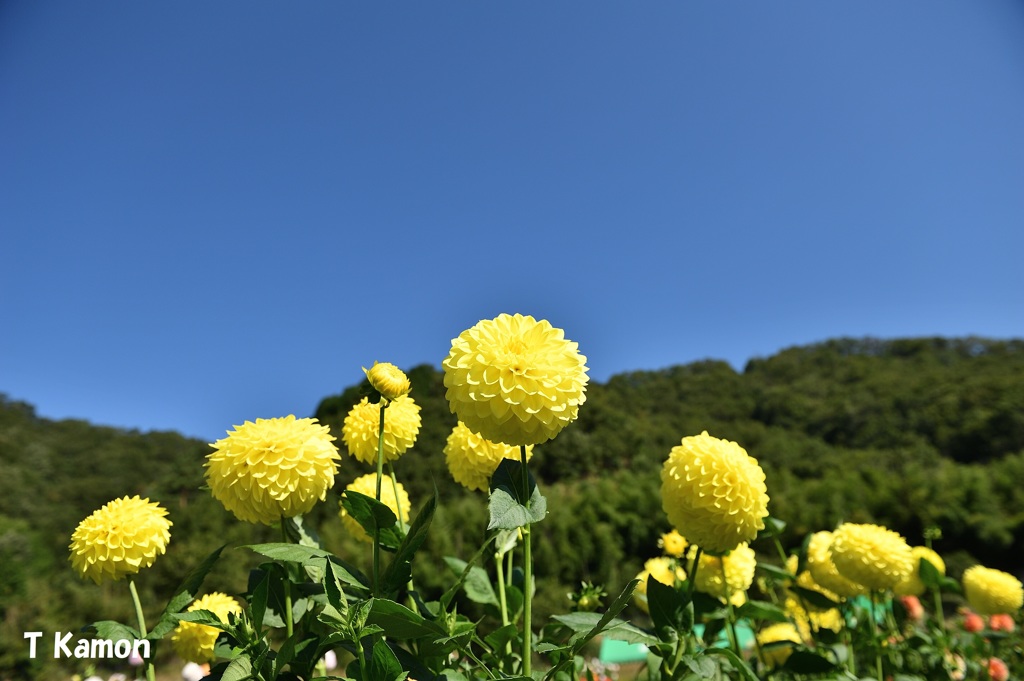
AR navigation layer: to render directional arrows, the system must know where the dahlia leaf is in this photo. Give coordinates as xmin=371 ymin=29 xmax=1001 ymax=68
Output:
xmin=367 ymin=638 xmax=406 ymax=681
xmin=443 ymin=557 xmax=498 ymax=606
xmin=756 ymin=563 xmax=795 ymax=582
xmin=487 ymin=459 xmax=547 ymax=530
xmin=220 ymin=655 xmax=254 ymax=681
xmin=735 ymin=600 xmax=789 ymax=624
xmin=790 ymin=585 xmax=841 ymax=611
xmin=699 ymin=648 xmax=759 ymax=681
xmin=439 ymin=539 xmax=495 ymax=612
xmin=780 ymin=649 xmax=839 ymax=674
xmin=284 ymin=514 xmax=322 ymax=549
xmin=85 ymin=621 xmax=139 ymax=643
xmin=684 ymin=655 xmax=718 ymax=678
xmin=918 ymin=557 xmax=943 ymax=589
xmin=646 ymin=577 xmax=690 ymax=637
xmin=245 ymin=542 xmax=333 ymax=563
xmin=341 ymin=491 xmax=403 ymax=549
xmin=381 ymin=491 xmax=437 ymax=597
xmin=366 ymin=598 xmax=446 ymax=640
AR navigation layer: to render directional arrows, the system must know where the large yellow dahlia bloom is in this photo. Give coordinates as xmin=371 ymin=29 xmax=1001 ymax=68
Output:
xmin=660 ymin=432 xmax=769 ymax=554
xmin=171 ymin=592 xmax=242 ymax=663
xmin=342 ymin=395 xmax=421 ymax=464
xmin=364 ymin=362 xmax=411 ymax=402
xmin=962 ymin=565 xmax=1024 ymax=616
xmin=206 ymin=416 xmax=340 ymax=525
xmin=829 ymin=523 xmax=913 ymax=591
xmin=694 ymin=543 xmax=757 ymax=605
xmin=633 ymin=557 xmax=686 ymax=613
xmin=806 ymin=531 xmax=866 ymax=598
xmin=893 ymin=546 xmax=946 ymax=597
xmin=339 ymin=473 xmax=412 ymax=542
xmin=442 ymin=313 xmax=589 ymax=446
xmin=444 ymin=421 xmax=534 ymax=491
xmin=757 ymin=623 xmax=802 ymax=667
xmin=69 ymin=496 xmax=172 ymax=584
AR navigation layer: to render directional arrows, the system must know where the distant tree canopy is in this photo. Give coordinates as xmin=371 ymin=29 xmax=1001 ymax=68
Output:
xmin=2 ymin=336 xmax=1024 ymax=679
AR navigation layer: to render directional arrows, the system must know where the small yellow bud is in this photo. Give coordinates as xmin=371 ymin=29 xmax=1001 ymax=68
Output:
xmin=364 ymin=362 xmax=411 ymax=401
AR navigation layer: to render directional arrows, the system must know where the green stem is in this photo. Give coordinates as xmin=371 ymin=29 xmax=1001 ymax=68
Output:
xmin=687 ymin=546 xmax=703 ymax=602
xmin=281 ymin=520 xmax=294 ymax=638
xmin=721 ymin=562 xmax=741 ymax=657
xmin=387 ymin=463 xmax=418 ymax=608
xmin=520 ymin=444 xmax=533 ymax=678
xmin=373 ymin=402 xmax=387 ymax=595
xmin=870 ymin=591 xmax=884 ymax=681
xmin=128 ymin=578 xmax=156 ymax=681
xmin=495 ymin=548 xmax=512 ymax=667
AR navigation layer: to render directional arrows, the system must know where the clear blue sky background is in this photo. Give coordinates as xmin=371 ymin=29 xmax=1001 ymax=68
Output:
xmin=2 ymin=2 xmax=1023 ymax=442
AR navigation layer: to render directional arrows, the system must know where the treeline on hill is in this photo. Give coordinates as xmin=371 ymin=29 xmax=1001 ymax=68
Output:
xmin=1 ymin=336 xmax=1023 ymax=678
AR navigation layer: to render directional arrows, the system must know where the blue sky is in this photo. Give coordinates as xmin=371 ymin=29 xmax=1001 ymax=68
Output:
xmin=2 ymin=2 xmax=1023 ymax=442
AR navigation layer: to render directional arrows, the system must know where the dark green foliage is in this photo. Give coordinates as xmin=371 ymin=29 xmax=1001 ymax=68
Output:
xmin=3 ymin=336 xmax=1024 ymax=678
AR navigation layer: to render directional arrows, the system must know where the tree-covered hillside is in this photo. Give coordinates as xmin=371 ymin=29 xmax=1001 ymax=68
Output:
xmin=2 ymin=336 xmax=1023 ymax=679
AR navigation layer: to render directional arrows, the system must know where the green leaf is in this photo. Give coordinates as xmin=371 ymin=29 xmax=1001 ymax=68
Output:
xmin=443 ymin=557 xmax=498 ymax=606
xmin=322 ymin=557 xmax=349 ymax=617
xmin=736 ymin=600 xmax=790 ymax=623
xmin=148 ymin=545 xmax=227 ymax=640
xmin=684 ymin=655 xmax=718 ymax=678
xmin=368 ymin=639 xmax=406 ymax=681
xmin=342 ymin=491 xmax=403 ymax=550
xmin=487 ymin=459 xmax=547 ymax=530
xmin=553 ymin=579 xmax=655 ymax=650
xmin=85 ymin=621 xmax=140 ymax=642
xmin=484 ymin=623 xmax=519 ymax=652
xmin=918 ymin=557 xmax=943 ymax=590
xmin=439 ymin=540 xmax=495 ymax=612
xmin=790 ymin=585 xmax=841 ymax=611
xmin=646 ymin=577 xmax=690 ymax=636
xmin=366 ymin=598 xmax=446 ymax=640
xmin=381 ymin=491 xmax=437 ymax=596
xmin=283 ymin=514 xmax=322 ymax=549
xmin=249 ymin=565 xmax=273 ymax=632
xmin=699 ymin=648 xmax=759 ymax=681
xmin=220 ymin=655 xmax=254 ymax=681
xmin=781 ymin=649 xmax=840 ymax=674
xmin=245 ymin=543 xmax=332 ymax=563
xmin=756 ymin=563 xmax=795 ymax=582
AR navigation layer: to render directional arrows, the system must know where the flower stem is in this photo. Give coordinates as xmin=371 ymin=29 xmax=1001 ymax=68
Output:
xmin=281 ymin=519 xmax=294 ymax=638
xmin=870 ymin=591 xmax=884 ymax=681
xmin=520 ymin=444 xmax=533 ymax=678
xmin=373 ymin=402 xmax=387 ymax=595
xmin=128 ymin=578 xmax=156 ymax=681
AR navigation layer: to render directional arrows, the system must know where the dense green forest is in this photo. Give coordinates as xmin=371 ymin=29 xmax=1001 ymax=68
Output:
xmin=2 ymin=336 xmax=1024 ymax=679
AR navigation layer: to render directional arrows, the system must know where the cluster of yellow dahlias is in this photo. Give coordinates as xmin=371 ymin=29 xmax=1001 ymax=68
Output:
xmin=962 ymin=565 xmax=1024 ymax=616
xmin=829 ymin=523 xmax=914 ymax=591
xmin=444 ymin=421 xmax=534 ymax=491
xmin=341 ymin=395 xmax=422 ymax=464
xmin=693 ymin=543 xmax=756 ymax=605
xmin=171 ymin=592 xmax=242 ymax=663
xmin=443 ymin=313 xmax=589 ymax=446
xmin=660 ymin=432 xmax=769 ymax=554
xmin=205 ymin=416 xmax=341 ymax=525
xmin=69 ymin=496 xmax=172 ymax=584
xmin=806 ymin=531 xmax=866 ymax=598
xmin=339 ymin=473 xmax=411 ymax=542
xmin=893 ymin=546 xmax=946 ymax=597
xmin=632 ymin=557 xmax=686 ymax=613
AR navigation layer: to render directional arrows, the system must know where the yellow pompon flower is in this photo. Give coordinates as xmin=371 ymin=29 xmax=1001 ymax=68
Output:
xmin=442 ymin=313 xmax=589 ymax=447
xmin=786 ymin=554 xmax=841 ymax=612
xmin=806 ymin=531 xmax=867 ymax=599
xmin=206 ymin=416 xmax=340 ymax=525
xmin=829 ymin=523 xmax=913 ymax=591
xmin=758 ymin=623 xmax=802 ymax=667
xmin=171 ymin=592 xmax=242 ymax=663
xmin=893 ymin=546 xmax=946 ymax=597
xmin=962 ymin=565 xmax=1024 ymax=616
xmin=633 ymin=557 xmax=686 ymax=613
xmin=363 ymin=362 xmax=411 ymax=402
xmin=69 ymin=496 xmax=171 ymax=584
xmin=784 ymin=595 xmax=843 ymax=641
xmin=342 ymin=395 xmax=422 ymax=465
xmin=694 ymin=543 xmax=757 ymax=604
xmin=658 ymin=530 xmax=688 ymax=558
xmin=339 ymin=473 xmax=411 ymax=543
xmin=444 ymin=421 xmax=534 ymax=492
xmin=660 ymin=432 xmax=769 ymax=554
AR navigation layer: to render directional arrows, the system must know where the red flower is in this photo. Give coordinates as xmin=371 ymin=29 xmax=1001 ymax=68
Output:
xmin=899 ymin=595 xmax=924 ymax=622
xmin=962 ymin=609 xmax=985 ymax=633
xmin=987 ymin=657 xmax=1009 ymax=681
xmin=989 ymin=613 xmax=1015 ymax=632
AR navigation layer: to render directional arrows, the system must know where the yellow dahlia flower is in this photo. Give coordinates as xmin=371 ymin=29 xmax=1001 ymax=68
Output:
xmin=342 ymin=395 xmax=421 ymax=464
xmin=784 ymin=595 xmax=843 ymax=641
xmin=962 ymin=565 xmax=1024 ymax=616
xmin=694 ymin=543 xmax=756 ymax=605
xmin=757 ymin=623 xmax=802 ymax=667
xmin=206 ymin=416 xmax=340 ymax=525
xmin=444 ymin=421 xmax=534 ymax=492
xmin=69 ymin=496 xmax=171 ymax=584
xmin=893 ymin=546 xmax=946 ymax=597
xmin=339 ymin=473 xmax=411 ymax=542
xmin=633 ymin=557 xmax=686 ymax=613
xmin=660 ymin=432 xmax=769 ymax=554
xmin=829 ymin=523 xmax=913 ymax=591
xmin=364 ymin=362 xmax=411 ymax=402
xmin=171 ymin=592 xmax=242 ymax=663
xmin=658 ymin=530 xmax=688 ymax=558
xmin=442 ymin=313 xmax=589 ymax=446
xmin=786 ymin=554 xmax=841 ymax=612
xmin=806 ymin=531 xmax=866 ymax=598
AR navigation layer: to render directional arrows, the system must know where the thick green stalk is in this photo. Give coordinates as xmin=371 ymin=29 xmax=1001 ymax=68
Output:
xmin=373 ymin=402 xmax=387 ymax=595
xmin=870 ymin=591 xmax=884 ymax=681
xmin=520 ymin=444 xmax=533 ymax=678
xmin=721 ymin=562 xmax=742 ymax=657
xmin=128 ymin=578 xmax=156 ymax=681
xmin=281 ymin=519 xmax=294 ymax=637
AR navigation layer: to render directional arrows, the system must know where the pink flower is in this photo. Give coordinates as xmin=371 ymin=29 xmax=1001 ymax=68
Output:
xmin=987 ymin=657 xmax=1009 ymax=681
xmin=900 ymin=595 xmax=924 ymax=622
xmin=989 ymin=613 xmax=1015 ymax=632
